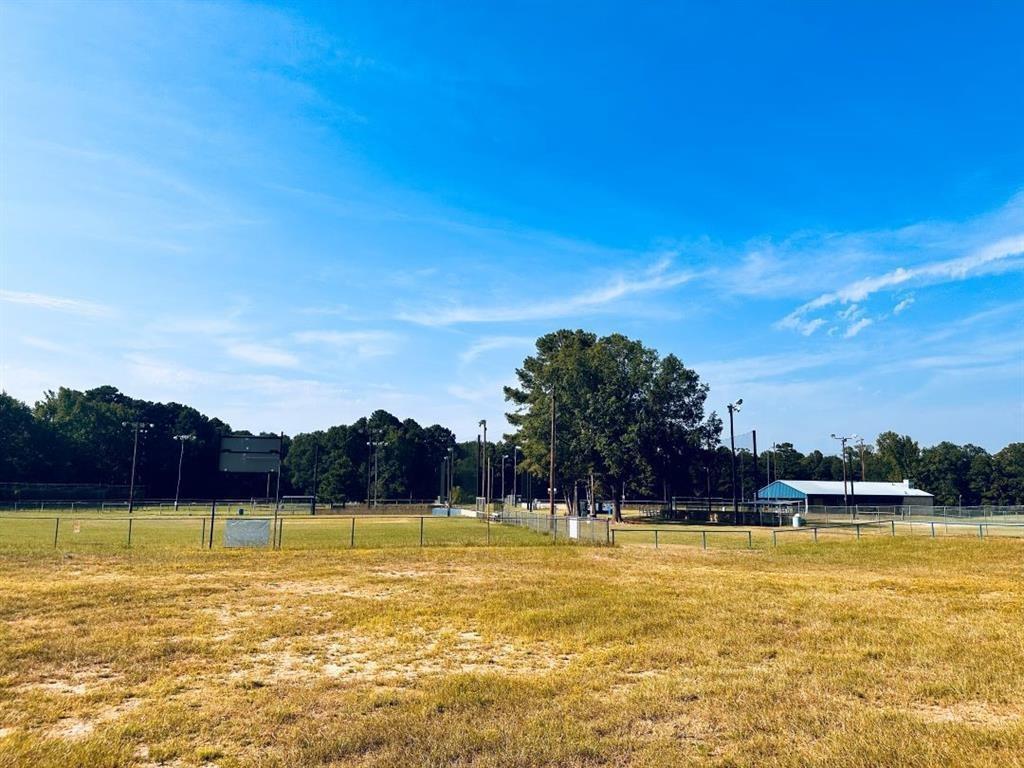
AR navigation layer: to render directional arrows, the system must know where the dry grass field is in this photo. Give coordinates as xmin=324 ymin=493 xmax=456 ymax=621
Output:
xmin=1 ymin=536 xmax=1022 ymax=767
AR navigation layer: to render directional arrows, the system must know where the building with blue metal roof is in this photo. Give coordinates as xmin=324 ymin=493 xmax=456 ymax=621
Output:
xmin=758 ymin=479 xmax=933 ymax=509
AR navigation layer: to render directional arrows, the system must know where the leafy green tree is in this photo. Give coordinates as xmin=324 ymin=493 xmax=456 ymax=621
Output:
xmin=875 ymin=432 xmax=921 ymax=482
xmin=505 ymin=330 xmax=716 ymax=521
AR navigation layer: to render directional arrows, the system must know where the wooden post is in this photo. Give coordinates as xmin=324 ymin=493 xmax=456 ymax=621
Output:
xmin=53 ymin=517 xmax=60 ymax=548
xmin=701 ymin=531 xmax=707 ymax=550
xmin=350 ymin=517 xmax=355 ymax=548
xmin=419 ymin=516 xmax=424 ymax=547
xmin=128 ymin=518 xmax=133 ymax=547
xmin=201 ymin=517 xmax=207 ymax=547
xmin=654 ymin=530 xmax=659 ymax=549
xmin=208 ymin=501 xmax=216 ymax=549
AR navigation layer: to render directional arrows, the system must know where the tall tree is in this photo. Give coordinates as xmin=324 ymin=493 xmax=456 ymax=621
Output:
xmin=505 ymin=330 xmax=717 ymax=521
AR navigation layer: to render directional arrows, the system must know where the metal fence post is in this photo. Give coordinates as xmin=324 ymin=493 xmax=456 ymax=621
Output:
xmin=701 ymin=531 xmax=707 ymax=550
xmin=747 ymin=530 xmax=752 ymax=549
xmin=128 ymin=518 xmax=133 ymax=547
xmin=856 ymin=524 xmax=861 ymax=541
xmin=611 ymin=529 xmax=616 ymax=545
xmin=208 ymin=501 xmax=216 ymax=549
xmin=890 ymin=520 xmax=895 ymax=537
xmin=53 ymin=517 xmax=60 ymax=548
xmin=772 ymin=530 xmax=777 ymax=547
xmin=487 ymin=515 xmax=491 ymax=545
xmin=930 ymin=521 xmax=935 ymax=538
xmin=654 ymin=530 xmax=659 ymax=549
xmin=350 ymin=517 xmax=355 ymax=548
xmin=978 ymin=524 xmax=983 ymax=539
xmin=420 ymin=516 xmax=424 ymax=547
xmin=813 ymin=527 xmax=818 ymax=543
xmin=201 ymin=518 xmax=207 ymax=547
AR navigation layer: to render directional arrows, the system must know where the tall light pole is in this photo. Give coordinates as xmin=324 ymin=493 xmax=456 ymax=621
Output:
xmin=366 ymin=438 xmax=387 ymax=507
xmin=172 ymin=434 xmax=196 ymax=511
xmin=311 ymin=440 xmax=321 ymax=507
xmin=501 ymin=454 xmax=508 ymax=503
xmin=122 ymin=421 xmax=154 ymax=515
xmin=447 ymin=445 xmax=455 ymax=502
xmin=512 ymin=445 xmax=520 ymax=507
xmin=478 ymin=419 xmax=488 ymax=506
xmin=440 ymin=457 xmax=448 ymax=502
xmin=727 ymin=399 xmax=743 ymax=520
xmin=549 ymin=389 xmax=556 ymax=516
xmin=830 ymin=433 xmax=857 ymax=513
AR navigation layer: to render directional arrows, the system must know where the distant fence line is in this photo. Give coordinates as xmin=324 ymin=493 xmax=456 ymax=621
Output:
xmin=0 ymin=499 xmax=438 ymax=516
xmin=0 ymin=507 xmax=614 ymax=551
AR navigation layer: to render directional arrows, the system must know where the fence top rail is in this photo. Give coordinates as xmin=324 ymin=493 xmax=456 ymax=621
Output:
xmin=0 ymin=514 xmax=493 ymax=523
xmin=614 ymin=527 xmax=754 ymax=534
xmin=773 ymin=521 xmax=893 ymax=535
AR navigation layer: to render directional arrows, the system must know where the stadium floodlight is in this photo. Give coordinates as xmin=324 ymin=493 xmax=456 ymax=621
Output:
xmin=501 ymin=454 xmax=509 ymax=503
xmin=122 ymin=421 xmax=154 ymax=515
xmin=172 ymin=434 xmax=196 ymax=511
xmin=830 ymin=433 xmax=857 ymax=514
xmin=512 ymin=446 xmax=521 ymax=507
xmin=366 ymin=438 xmax=388 ymax=507
xmin=477 ymin=421 xmax=489 ymax=505
xmin=447 ymin=445 xmax=455 ymax=502
xmin=726 ymin=399 xmax=743 ymax=519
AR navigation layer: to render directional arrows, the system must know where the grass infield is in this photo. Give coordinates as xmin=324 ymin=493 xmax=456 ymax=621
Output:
xmin=0 ymin=536 xmax=1022 ymax=767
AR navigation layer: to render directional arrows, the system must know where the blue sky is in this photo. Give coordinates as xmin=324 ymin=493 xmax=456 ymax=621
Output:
xmin=1 ymin=1 xmax=1022 ymax=451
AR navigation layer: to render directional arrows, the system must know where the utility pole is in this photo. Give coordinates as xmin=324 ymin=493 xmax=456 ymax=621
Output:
xmin=727 ymin=399 xmax=742 ymax=520
xmin=549 ymin=389 xmax=556 ymax=516
xmin=478 ymin=420 xmax=488 ymax=507
xmin=311 ymin=441 xmax=320 ymax=507
xmin=752 ymin=429 xmax=758 ymax=504
xmin=172 ymin=434 xmax=196 ymax=511
xmin=366 ymin=437 xmax=387 ymax=507
xmin=512 ymin=445 xmax=520 ymax=507
xmin=830 ymin=433 xmax=857 ymax=514
xmin=440 ymin=457 xmax=447 ymax=502
xmin=856 ymin=438 xmax=867 ymax=481
xmin=122 ymin=421 xmax=153 ymax=515
xmin=447 ymin=445 xmax=455 ymax=502
xmin=501 ymin=454 xmax=508 ymax=503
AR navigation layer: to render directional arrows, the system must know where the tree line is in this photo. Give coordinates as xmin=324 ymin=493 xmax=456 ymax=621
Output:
xmin=1 ymin=329 xmax=1022 ymax=508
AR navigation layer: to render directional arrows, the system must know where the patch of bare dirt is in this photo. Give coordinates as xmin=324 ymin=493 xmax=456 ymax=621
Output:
xmin=46 ymin=697 xmax=141 ymax=740
xmin=16 ymin=664 xmax=121 ymax=696
xmin=236 ymin=627 xmax=574 ymax=687
xmin=910 ymin=701 xmax=1020 ymax=727
xmin=268 ymin=581 xmax=397 ymax=600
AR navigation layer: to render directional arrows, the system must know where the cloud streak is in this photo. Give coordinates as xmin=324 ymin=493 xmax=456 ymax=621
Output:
xmin=0 ymin=289 xmax=113 ymax=318
xmin=292 ymin=330 xmax=401 ymax=359
xmin=224 ymin=342 xmax=299 ymax=368
xmin=778 ymin=234 xmax=1024 ymax=335
xmin=399 ymin=258 xmax=695 ymax=326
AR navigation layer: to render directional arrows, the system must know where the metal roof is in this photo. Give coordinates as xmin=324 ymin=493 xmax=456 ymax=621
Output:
xmin=758 ymin=479 xmax=933 ymax=499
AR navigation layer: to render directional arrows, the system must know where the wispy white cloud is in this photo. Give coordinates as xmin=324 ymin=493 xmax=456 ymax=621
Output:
xmin=292 ymin=330 xmax=401 ymax=359
xmin=19 ymin=336 xmax=72 ymax=354
xmin=224 ymin=342 xmax=299 ymax=368
xmin=0 ymin=289 xmax=113 ymax=318
xmin=893 ymin=295 xmax=915 ymax=315
xmin=844 ymin=317 xmax=873 ymax=338
xmin=399 ymin=257 xmax=695 ymax=326
xmin=778 ymin=234 xmax=1024 ymax=335
xmin=458 ymin=335 xmax=534 ymax=365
